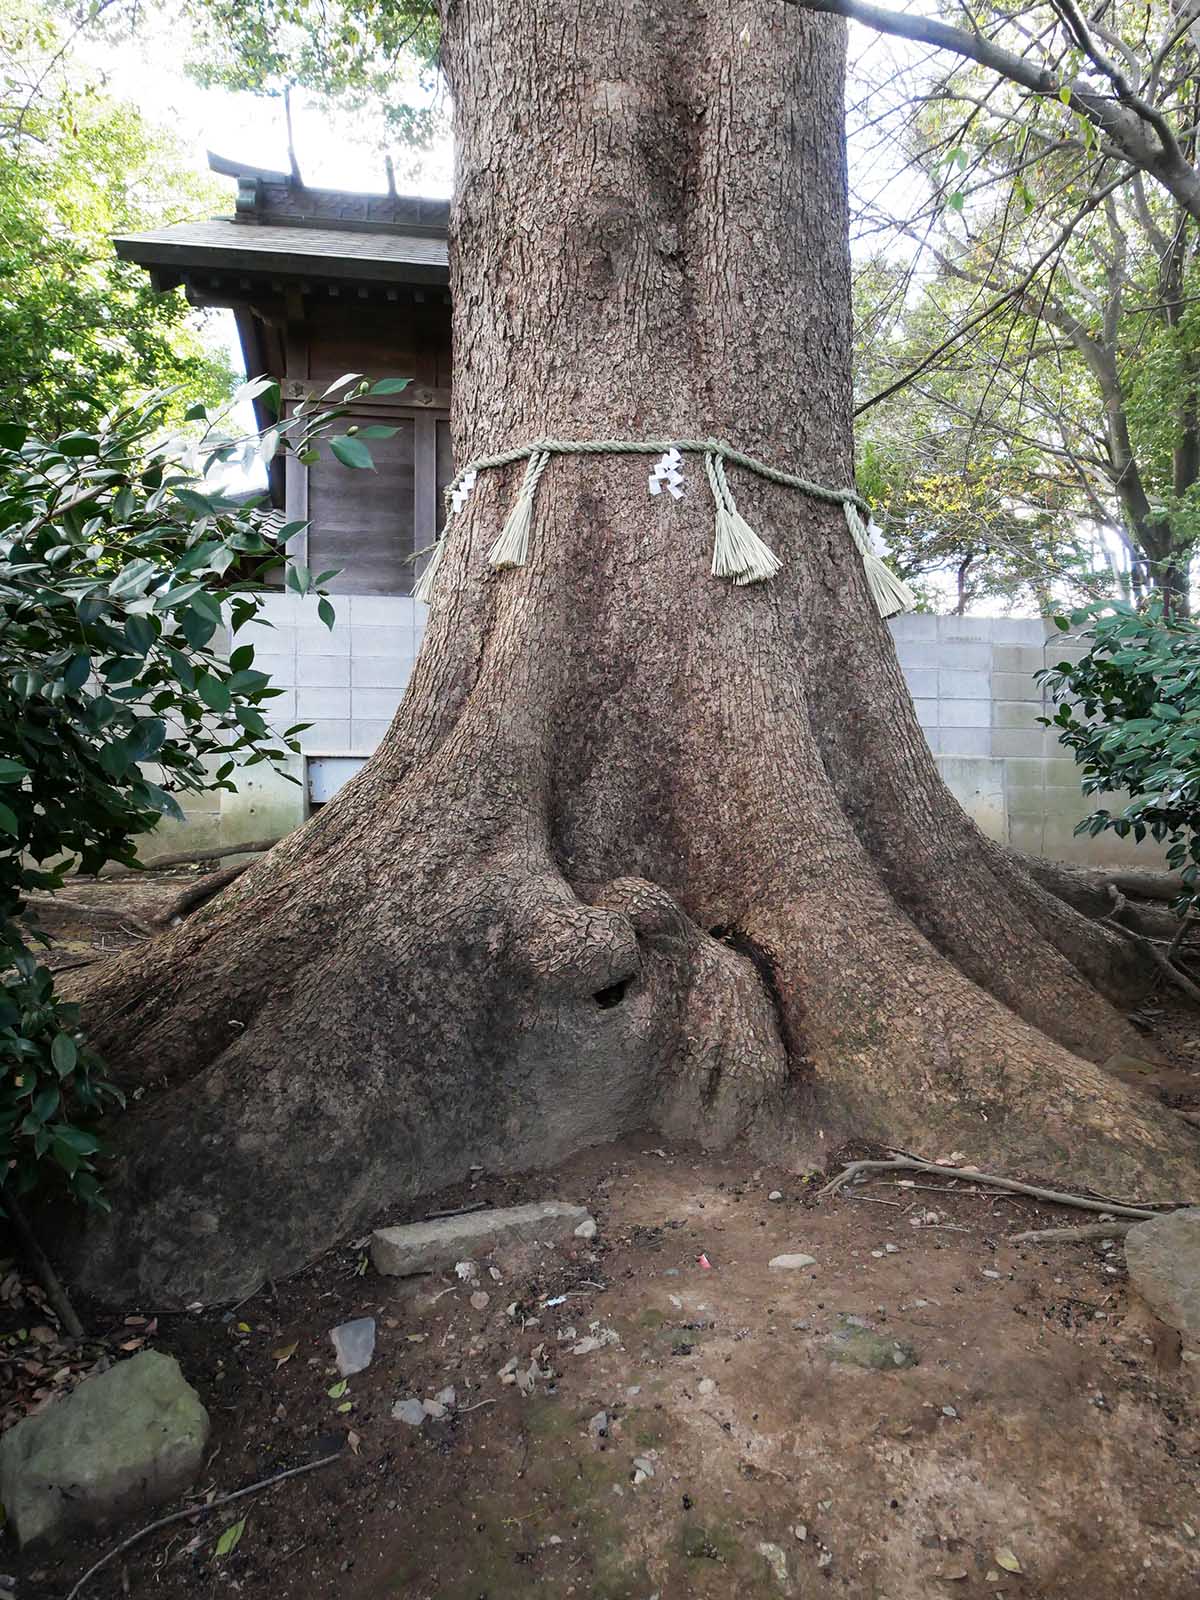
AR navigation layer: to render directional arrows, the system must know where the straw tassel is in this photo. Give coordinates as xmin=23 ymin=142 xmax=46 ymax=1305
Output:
xmin=843 ymin=502 xmax=916 ymax=619
xmin=705 ymin=453 xmax=782 ymax=585
xmin=412 ymin=528 xmax=448 ymax=605
xmin=488 ymin=449 xmax=551 ymax=571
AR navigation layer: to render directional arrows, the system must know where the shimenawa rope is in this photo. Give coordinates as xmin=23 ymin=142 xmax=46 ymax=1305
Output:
xmin=412 ymin=436 xmax=914 ymax=617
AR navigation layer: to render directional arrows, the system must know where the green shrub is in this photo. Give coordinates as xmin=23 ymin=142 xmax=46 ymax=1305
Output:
xmin=1039 ymin=600 xmax=1200 ymax=912
xmin=0 ymin=374 xmax=406 ymax=1208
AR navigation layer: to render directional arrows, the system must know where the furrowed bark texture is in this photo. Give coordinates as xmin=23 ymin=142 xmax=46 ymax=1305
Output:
xmin=64 ymin=0 xmax=1198 ymax=1307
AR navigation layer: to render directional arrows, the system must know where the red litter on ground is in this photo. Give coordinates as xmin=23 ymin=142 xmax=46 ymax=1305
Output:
xmin=697 ymin=1253 xmax=712 ymax=1270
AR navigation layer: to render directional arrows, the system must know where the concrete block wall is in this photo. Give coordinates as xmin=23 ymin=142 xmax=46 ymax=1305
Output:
xmin=152 ymin=599 xmax=1161 ymax=870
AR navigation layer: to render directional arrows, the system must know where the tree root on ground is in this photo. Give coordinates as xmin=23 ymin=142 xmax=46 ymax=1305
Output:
xmin=1008 ymin=1221 xmax=1134 ymax=1243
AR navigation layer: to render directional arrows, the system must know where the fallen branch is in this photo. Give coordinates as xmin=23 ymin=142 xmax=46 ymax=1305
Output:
xmin=817 ymin=1155 xmax=1164 ymax=1220
xmin=156 ymin=862 xmax=253 ymax=926
xmin=63 ymin=1452 xmax=341 ymax=1600
xmin=89 ymin=837 xmax=282 ymax=879
xmin=1008 ymin=1221 xmax=1133 ymax=1244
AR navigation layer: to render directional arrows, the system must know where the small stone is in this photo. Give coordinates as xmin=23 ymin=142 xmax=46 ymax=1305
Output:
xmin=329 ymin=1317 xmax=376 ymax=1377
xmin=0 ymin=1352 xmax=208 ymax=1548
xmin=768 ymin=1190 xmax=783 ymax=1202
xmin=698 ymin=1378 xmax=716 ymax=1396
xmin=470 ymin=1291 xmax=491 ymax=1310
xmin=817 ymin=1550 xmax=833 ymax=1569
xmin=792 ymin=1319 xmax=810 ymax=1331
xmin=871 ymin=1250 xmax=885 ymax=1259
xmin=392 ymin=1398 xmax=426 ymax=1426
xmin=632 ymin=1456 xmax=655 ymax=1479
xmin=981 ymin=1269 xmax=1002 ymax=1280
xmin=794 ymin=1523 xmax=808 ymax=1541
xmin=422 ymin=1399 xmax=447 ymax=1420
xmin=884 ymin=1243 xmax=899 ymax=1254
xmin=769 ymin=1253 xmax=816 ymax=1270
xmin=756 ymin=1541 xmax=789 ymax=1586
xmin=574 ymin=1217 xmax=598 ymax=1240
xmin=942 ymin=1406 xmax=958 ymax=1418
xmin=588 ymin=1411 xmax=609 ymax=1437
xmin=435 ymin=1386 xmax=457 ymax=1409
xmin=455 ymin=1260 xmax=479 ymax=1282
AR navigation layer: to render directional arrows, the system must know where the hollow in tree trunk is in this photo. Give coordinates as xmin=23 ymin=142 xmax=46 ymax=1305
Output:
xmin=65 ymin=0 xmax=1198 ymax=1307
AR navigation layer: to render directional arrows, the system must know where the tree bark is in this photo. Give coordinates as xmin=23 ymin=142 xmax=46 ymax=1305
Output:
xmin=60 ymin=0 xmax=1199 ymax=1309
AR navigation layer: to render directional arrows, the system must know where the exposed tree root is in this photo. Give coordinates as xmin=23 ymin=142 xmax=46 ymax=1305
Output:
xmin=816 ymin=1154 xmax=1169 ymax=1218
xmin=155 ymin=862 xmax=254 ymax=927
xmin=21 ymin=895 xmax=153 ymax=938
xmin=1008 ymin=1221 xmax=1133 ymax=1244
xmin=1105 ymin=886 xmax=1200 ymax=1006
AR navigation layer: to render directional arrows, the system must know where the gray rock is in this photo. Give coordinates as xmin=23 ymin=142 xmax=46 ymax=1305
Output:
xmin=391 ymin=1397 xmax=426 ymax=1426
xmin=825 ymin=1320 xmax=918 ymax=1371
xmin=329 ymin=1317 xmax=376 ymax=1377
xmin=371 ymin=1201 xmax=594 ymax=1277
xmin=1125 ymin=1209 xmax=1200 ymax=1343
xmin=0 ymin=1351 xmax=208 ymax=1547
xmin=757 ymin=1541 xmax=789 ymax=1587
xmin=435 ymin=1386 xmax=457 ymax=1409
xmin=769 ymin=1253 xmax=816 ymax=1270
xmin=588 ymin=1410 xmax=609 ymax=1436
xmin=768 ymin=1190 xmax=783 ymax=1202
xmin=422 ymin=1398 xmax=447 ymax=1420
xmin=574 ymin=1218 xmax=598 ymax=1241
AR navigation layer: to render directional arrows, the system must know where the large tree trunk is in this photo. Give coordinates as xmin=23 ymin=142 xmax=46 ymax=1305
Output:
xmin=64 ymin=0 xmax=1198 ymax=1307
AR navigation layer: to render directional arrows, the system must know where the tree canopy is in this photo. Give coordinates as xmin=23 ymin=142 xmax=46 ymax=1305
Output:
xmin=0 ymin=0 xmax=234 ymax=435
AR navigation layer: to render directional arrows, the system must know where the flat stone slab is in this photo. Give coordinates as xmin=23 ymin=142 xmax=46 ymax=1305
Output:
xmin=769 ymin=1252 xmax=816 ymax=1270
xmin=0 ymin=1350 xmax=208 ymax=1547
xmin=330 ymin=1317 xmax=376 ymax=1377
xmin=371 ymin=1201 xmax=594 ymax=1278
xmin=1125 ymin=1208 xmax=1200 ymax=1343
xmin=826 ymin=1321 xmax=918 ymax=1370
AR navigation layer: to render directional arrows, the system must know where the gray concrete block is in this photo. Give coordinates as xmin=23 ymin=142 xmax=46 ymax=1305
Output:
xmin=297 ymin=719 xmax=351 ymax=753
xmin=913 ymin=698 xmax=938 ymax=729
xmin=938 ymin=669 xmax=990 ymax=699
xmin=937 ymin=615 xmax=993 ymax=640
xmin=1007 ymin=816 xmax=1045 ymax=854
xmin=995 ymin=701 xmax=1043 ymax=730
xmin=249 ymin=651 xmax=294 ymax=688
xmin=348 ymin=595 xmax=416 ymax=625
xmin=930 ymin=727 xmax=991 ymax=757
xmin=934 ymin=641 xmax=992 ymax=669
xmin=351 ymin=655 xmax=413 ymax=688
xmin=295 ymin=654 xmax=351 ymax=688
xmin=351 ymin=719 xmax=392 ymax=752
xmin=371 ymin=1201 xmax=594 ymax=1277
xmin=994 ymin=645 xmax=1045 ymax=675
xmin=901 ymin=668 xmax=937 ymax=700
xmin=297 ymin=687 xmax=351 ymax=720
xmin=353 ymin=687 xmax=404 ymax=720
xmin=888 ymin=612 xmax=938 ymax=641
xmin=894 ymin=640 xmax=940 ymax=670
xmin=992 ymin=618 xmax=1046 ymax=643
xmin=349 ymin=624 xmax=410 ymax=656
xmin=990 ymin=728 xmax=1045 ymax=758
xmin=297 ymin=624 xmax=350 ymax=657
xmin=940 ymin=699 xmax=991 ymax=729
xmin=993 ymin=673 xmax=1043 ymax=703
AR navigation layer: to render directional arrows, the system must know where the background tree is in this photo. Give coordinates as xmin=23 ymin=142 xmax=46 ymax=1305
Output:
xmin=0 ymin=0 xmax=233 ymax=434
xmin=845 ymin=0 xmax=1200 ymax=611
xmin=54 ymin=0 xmax=1199 ymax=1313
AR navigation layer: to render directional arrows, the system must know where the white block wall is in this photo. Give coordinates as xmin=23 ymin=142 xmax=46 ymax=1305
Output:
xmin=151 ymin=599 xmax=1161 ymax=870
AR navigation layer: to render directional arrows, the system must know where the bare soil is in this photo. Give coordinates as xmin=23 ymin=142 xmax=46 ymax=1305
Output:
xmin=3 ymin=877 xmax=1200 ymax=1599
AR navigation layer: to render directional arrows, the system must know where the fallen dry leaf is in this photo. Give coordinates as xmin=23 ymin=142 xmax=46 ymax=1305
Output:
xmin=271 ymin=1341 xmax=298 ymax=1367
xmin=347 ymin=1430 xmax=362 ymax=1455
xmin=995 ymin=1547 xmax=1022 ymax=1574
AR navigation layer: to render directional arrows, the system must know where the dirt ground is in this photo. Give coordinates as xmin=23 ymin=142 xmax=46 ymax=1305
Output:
xmin=3 ymin=872 xmax=1200 ymax=1600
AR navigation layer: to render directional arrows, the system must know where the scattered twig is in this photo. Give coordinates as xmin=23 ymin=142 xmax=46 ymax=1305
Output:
xmin=817 ymin=1155 xmax=1165 ymax=1219
xmin=424 ymin=1200 xmax=489 ymax=1220
xmin=846 ymin=1193 xmax=903 ymax=1207
xmin=458 ymin=1398 xmax=498 ymax=1413
xmin=62 ymin=1452 xmax=341 ymax=1600
xmin=1008 ymin=1221 xmax=1133 ymax=1244
xmin=1106 ymin=885 xmax=1200 ymax=1005
xmin=3 ymin=1186 xmax=84 ymax=1339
